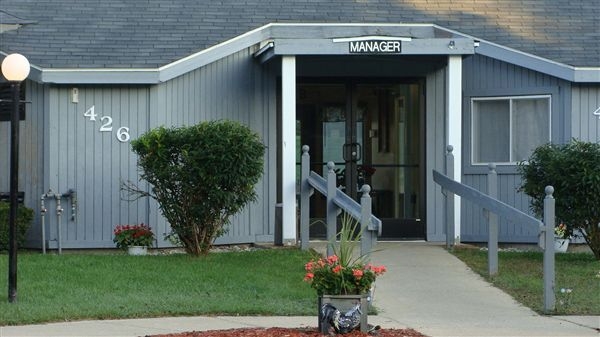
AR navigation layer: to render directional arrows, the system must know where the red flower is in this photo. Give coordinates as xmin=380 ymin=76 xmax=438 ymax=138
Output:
xmin=332 ymin=265 xmax=343 ymax=274
xmin=113 ymin=223 xmax=155 ymax=249
xmin=304 ymin=273 xmax=314 ymax=281
xmin=326 ymin=255 xmax=338 ymax=265
xmin=352 ymin=269 xmax=363 ymax=279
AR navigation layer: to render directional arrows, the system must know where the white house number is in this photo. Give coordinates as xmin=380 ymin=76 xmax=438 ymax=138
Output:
xmin=593 ymin=106 xmax=600 ymax=120
xmin=84 ymin=106 xmax=131 ymax=142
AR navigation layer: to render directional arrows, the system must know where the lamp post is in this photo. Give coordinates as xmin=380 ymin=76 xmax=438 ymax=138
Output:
xmin=1 ymin=53 xmax=30 ymax=303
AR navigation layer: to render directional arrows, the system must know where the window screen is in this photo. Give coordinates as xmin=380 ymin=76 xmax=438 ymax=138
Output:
xmin=471 ymin=96 xmax=550 ymax=164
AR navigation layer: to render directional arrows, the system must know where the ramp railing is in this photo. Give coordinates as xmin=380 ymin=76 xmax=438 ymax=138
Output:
xmin=433 ymin=145 xmax=556 ymax=312
xmin=299 ymin=145 xmax=382 ymax=258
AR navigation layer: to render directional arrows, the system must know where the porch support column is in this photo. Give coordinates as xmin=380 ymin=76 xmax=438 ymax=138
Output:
xmin=281 ymin=55 xmax=297 ymax=245
xmin=447 ymin=55 xmax=462 ymax=243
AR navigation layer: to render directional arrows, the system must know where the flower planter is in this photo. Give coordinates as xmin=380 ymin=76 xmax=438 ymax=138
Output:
xmin=554 ymin=238 xmax=569 ymax=253
xmin=318 ymin=294 xmax=368 ymax=334
xmin=127 ymin=246 xmax=148 ymax=256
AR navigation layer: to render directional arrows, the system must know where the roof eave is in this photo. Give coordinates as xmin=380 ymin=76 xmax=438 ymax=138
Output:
xmin=9 ymin=23 xmax=600 ymax=84
xmin=475 ymin=41 xmax=600 ymax=83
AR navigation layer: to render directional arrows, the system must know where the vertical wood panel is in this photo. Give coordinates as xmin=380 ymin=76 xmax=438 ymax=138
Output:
xmin=426 ymin=66 xmax=447 ymax=241
xmin=40 ymin=85 xmax=151 ymax=248
xmin=572 ymin=85 xmax=600 ymax=142
xmin=151 ymin=46 xmax=271 ymax=246
xmin=461 ymin=54 xmax=568 ymax=243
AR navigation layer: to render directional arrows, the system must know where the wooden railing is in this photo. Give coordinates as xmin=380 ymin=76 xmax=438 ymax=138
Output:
xmin=299 ymin=145 xmax=381 ymax=257
xmin=433 ymin=145 xmax=557 ymax=312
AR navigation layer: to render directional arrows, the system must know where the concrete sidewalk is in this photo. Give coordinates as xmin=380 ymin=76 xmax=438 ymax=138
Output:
xmin=1 ymin=242 xmax=598 ymax=337
xmin=369 ymin=242 xmax=599 ymax=337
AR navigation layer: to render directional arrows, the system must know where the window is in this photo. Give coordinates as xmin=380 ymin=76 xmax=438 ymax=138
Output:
xmin=471 ymin=95 xmax=550 ymax=164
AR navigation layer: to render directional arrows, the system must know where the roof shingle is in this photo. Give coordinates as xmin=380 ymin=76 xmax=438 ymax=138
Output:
xmin=1 ymin=0 xmax=598 ymax=68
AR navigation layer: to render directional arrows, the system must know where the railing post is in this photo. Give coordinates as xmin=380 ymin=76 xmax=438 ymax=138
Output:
xmin=300 ymin=145 xmax=311 ymax=251
xmin=487 ymin=163 xmax=498 ymax=276
xmin=326 ymin=162 xmax=337 ymax=257
xmin=360 ymin=184 xmax=375 ymax=257
xmin=543 ymin=186 xmax=556 ymax=312
xmin=445 ymin=145 xmax=455 ymax=248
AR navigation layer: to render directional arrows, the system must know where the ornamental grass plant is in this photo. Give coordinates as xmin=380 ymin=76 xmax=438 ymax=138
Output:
xmin=303 ymin=213 xmax=386 ymax=295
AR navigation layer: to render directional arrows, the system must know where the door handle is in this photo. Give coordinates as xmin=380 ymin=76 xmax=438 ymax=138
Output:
xmin=343 ymin=142 xmax=362 ymax=162
xmin=354 ymin=142 xmax=362 ymax=161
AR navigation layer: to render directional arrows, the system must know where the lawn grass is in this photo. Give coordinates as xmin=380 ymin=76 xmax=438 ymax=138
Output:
xmin=0 ymin=248 xmax=317 ymax=325
xmin=452 ymin=247 xmax=600 ymax=315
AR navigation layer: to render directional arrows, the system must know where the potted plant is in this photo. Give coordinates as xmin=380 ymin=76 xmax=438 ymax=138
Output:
xmin=554 ymin=223 xmax=570 ymax=253
xmin=113 ymin=223 xmax=155 ymax=255
xmin=303 ymin=213 xmax=386 ymax=334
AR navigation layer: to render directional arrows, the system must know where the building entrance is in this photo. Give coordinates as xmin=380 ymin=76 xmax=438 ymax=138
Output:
xmin=297 ymin=80 xmax=425 ymax=239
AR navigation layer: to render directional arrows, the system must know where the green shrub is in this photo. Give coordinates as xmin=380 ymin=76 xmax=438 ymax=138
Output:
xmin=0 ymin=201 xmax=34 ymax=251
xmin=518 ymin=140 xmax=600 ymax=259
xmin=130 ymin=120 xmax=265 ymax=256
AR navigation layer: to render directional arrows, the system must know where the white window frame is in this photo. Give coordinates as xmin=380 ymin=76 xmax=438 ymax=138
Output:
xmin=470 ymin=95 xmax=551 ymax=165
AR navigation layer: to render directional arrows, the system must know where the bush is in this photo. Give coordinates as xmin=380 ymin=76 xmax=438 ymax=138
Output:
xmin=0 ymin=201 xmax=34 ymax=251
xmin=518 ymin=140 xmax=600 ymax=259
xmin=130 ymin=120 xmax=265 ymax=256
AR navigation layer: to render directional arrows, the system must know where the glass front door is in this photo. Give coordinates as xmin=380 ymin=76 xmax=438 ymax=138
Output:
xmin=297 ymin=81 xmax=424 ymax=239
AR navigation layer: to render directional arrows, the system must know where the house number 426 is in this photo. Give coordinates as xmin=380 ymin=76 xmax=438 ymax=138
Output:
xmin=84 ymin=106 xmax=131 ymax=142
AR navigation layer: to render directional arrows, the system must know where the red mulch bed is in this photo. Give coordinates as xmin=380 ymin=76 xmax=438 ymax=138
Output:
xmin=149 ymin=327 xmax=428 ymax=337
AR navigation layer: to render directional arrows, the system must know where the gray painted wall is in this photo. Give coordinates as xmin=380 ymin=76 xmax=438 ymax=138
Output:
xmin=43 ymin=84 xmax=151 ymax=248
xmin=148 ymin=45 xmax=278 ymax=247
xmin=8 ymin=51 xmax=589 ymax=248
xmin=461 ymin=54 xmax=571 ymax=242
xmin=572 ymin=85 xmax=600 ymax=143
xmin=9 ymin=45 xmax=279 ymax=249
xmin=425 ymin=66 xmax=448 ymax=242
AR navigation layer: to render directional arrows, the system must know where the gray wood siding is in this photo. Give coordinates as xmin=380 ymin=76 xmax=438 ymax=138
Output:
xmin=461 ymin=54 xmax=570 ymax=242
xmin=0 ymin=81 xmax=47 ymax=247
xmin=15 ymin=45 xmax=278 ymax=249
xmin=571 ymin=85 xmax=600 ymax=142
xmin=149 ymin=46 xmax=278 ymax=247
xmin=425 ymin=66 xmax=447 ymax=241
xmin=461 ymin=173 xmax=537 ymax=242
xmin=42 ymin=85 xmax=150 ymax=248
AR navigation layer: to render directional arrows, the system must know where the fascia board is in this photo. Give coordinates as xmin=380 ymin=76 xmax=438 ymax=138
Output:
xmin=39 ymin=69 xmax=160 ymax=84
xmin=158 ymin=24 xmax=272 ymax=82
xmin=476 ymin=41 xmax=576 ymax=81
xmin=573 ymin=68 xmax=600 ymax=82
xmin=433 ymin=25 xmax=600 ymax=83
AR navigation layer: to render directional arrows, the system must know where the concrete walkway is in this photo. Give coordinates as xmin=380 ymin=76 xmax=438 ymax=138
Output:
xmin=369 ymin=242 xmax=599 ymax=337
xmin=1 ymin=242 xmax=598 ymax=337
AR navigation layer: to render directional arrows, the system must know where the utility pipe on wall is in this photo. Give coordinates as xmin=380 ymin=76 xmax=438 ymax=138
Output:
xmin=39 ymin=188 xmax=75 ymax=254
xmin=55 ymin=193 xmax=63 ymax=255
xmin=62 ymin=189 xmax=77 ymax=221
xmin=40 ymin=193 xmax=48 ymax=254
